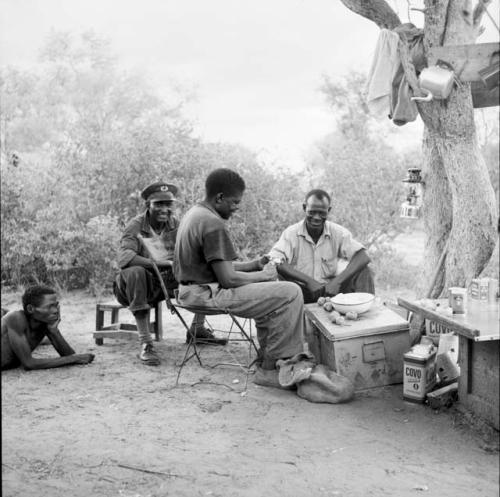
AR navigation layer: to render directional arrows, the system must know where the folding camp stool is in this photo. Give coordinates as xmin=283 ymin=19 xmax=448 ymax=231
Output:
xmin=165 ymin=291 xmax=259 ymax=386
xmin=93 ymin=301 xmax=163 ymax=345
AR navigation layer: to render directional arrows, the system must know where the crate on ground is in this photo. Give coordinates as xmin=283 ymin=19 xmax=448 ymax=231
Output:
xmin=305 ymin=304 xmax=411 ymax=391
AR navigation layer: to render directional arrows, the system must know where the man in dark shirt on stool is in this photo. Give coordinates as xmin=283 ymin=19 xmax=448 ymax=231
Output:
xmin=174 ymin=168 xmax=306 ymax=387
xmin=114 ymin=181 xmax=226 ymax=367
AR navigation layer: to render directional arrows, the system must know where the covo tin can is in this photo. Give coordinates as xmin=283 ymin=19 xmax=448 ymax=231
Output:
xmin=403 ymin=345 xmax=437 ymax=403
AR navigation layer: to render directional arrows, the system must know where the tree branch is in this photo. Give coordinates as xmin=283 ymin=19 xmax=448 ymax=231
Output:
xmin=473 ymin=0 xmax=493 ymax=25
xmin=338 ymin=0 xmax=401 ymax=29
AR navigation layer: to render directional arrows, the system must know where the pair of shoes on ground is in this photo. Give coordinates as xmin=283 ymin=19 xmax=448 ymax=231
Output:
xmin=186 ymin=327 xmax=228 ymax=346
xmin=138 ymin=342 xmax=161 ymax=366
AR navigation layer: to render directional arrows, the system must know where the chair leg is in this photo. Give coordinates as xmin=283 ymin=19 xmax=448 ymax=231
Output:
xmin=207 ymin=317 xmax=259 ymax=374
xmin=153 ymin=302 xmax=163 ymax=341
xmin=111 ymin=308 xmax=120 ymax=325
xmin=95 ymin=306 xmax=105 ymax=345
xmin=174 ymin=307 xmax=203 ymax=386
xmin=230 ymin=316 xmax=259 ymax=354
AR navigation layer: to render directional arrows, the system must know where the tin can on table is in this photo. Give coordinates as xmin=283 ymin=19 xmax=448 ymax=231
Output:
xmin=469 ymin=279 xmax=480 ymax=300
xmin=479 ymin=278 xmax=490 ymax=301
xmin=449 ymin=287 xmax=467 ymax=314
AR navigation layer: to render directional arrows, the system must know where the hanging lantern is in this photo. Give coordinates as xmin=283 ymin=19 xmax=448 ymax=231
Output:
xmin=400 ymin=168 xmax=423 ymax=219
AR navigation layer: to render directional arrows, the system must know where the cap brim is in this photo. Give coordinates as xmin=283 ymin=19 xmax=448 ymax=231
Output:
xmin=148 ymin=192 xmax=177 ymax=202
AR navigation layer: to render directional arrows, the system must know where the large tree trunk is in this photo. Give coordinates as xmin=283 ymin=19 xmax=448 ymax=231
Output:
xmin=339 ymin=0 xmax=498 ymax=297
xmin=420 ymin=0 xmax=498 ymax=295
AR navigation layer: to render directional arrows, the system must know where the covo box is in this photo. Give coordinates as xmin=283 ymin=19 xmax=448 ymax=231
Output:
xmin=403 ymin=345 xmax=437 ymax=403
xmin=304 ymin=304 xmax=411 ymax=391
xmin=425 ymin=320 xmax=453 ymax=345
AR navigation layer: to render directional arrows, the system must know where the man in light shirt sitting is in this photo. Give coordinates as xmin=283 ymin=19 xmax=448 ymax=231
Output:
xmin=269 ymin=189 xmax=375 ymax=304
xmin=113 ymin=182 xmax=225 ymax=366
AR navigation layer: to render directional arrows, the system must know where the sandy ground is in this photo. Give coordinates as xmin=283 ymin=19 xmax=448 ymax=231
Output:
xmin=1 ymin=289 xmax=499 ymax=497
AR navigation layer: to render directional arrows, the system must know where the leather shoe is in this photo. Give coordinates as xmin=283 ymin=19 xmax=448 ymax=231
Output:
xmin=186 ymin=327 xmax=228 ymax=346
xmin=253 ymin=367 xmax=296 ymax=390
xmin=138 ymin=343 xmax=160 ymax=366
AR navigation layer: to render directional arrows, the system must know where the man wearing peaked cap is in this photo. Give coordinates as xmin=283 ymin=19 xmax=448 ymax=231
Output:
xmin=113 ymin=181 xmax=226 ymax=366
xmin=140 ymin=182 xmax=179 ymax=202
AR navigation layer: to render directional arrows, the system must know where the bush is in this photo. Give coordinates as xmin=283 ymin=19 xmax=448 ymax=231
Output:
xmin=369 ymin=245 xmax=425 ymax=295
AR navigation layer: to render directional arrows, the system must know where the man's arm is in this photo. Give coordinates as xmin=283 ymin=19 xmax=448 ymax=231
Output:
xmin=324 ymin=249 xmax=371 ymax=296
xmin=269 ymin=225 xmax=324 ymax=298
xmin=6 ymin=317 xmax=94 ymax=370
xmin=233 ymin=255 xmax=269 ymax=273
xmin=277 ymin=263 xmax=324 ymax=296
xmin=212 ymin=260 xmax=277 ymax=288
xmin=45 ymin=319 xmax=75 ymax=356
xmin=127 ymin=254 xmax=172 ymax=270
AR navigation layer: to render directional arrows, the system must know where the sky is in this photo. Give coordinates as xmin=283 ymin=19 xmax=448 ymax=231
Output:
xmin=1 ymin=0 xmax=499 ymax=170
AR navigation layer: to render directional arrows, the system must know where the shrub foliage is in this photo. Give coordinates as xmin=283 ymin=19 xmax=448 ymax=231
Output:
xmin=0 ymin=32 xmax=451 ymax=295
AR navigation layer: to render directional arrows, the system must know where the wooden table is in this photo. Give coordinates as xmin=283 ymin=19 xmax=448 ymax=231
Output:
xmin=398 ymin=298 xmax=499 ymax=430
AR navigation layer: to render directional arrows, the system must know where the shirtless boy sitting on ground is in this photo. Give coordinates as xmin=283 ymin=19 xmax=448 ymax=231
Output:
xmin=1 ymin=285 xmax=95 ymax=370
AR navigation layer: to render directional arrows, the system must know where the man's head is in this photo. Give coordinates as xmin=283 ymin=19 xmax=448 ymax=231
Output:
xmin=141 ymin=181 xmax=179 ymax=225
xmin=22 ymin=285 xmax=60 ymax=324
xmin=303 ymin=189 xmax=331 ymax=235
xmin=205 ymin=168 xmax=246 ymax=220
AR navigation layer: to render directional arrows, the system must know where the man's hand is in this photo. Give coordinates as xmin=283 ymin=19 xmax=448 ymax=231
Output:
xmin=306 ymin=280 xmax=324 ymax=296
xmin=261 ymin=263 xmax=278 ymax=281
xmin=256 ymin=255 xmax=270 ymax=270
xmin=46 ymin=318 xmax=61 ymax=334
xmin=156 ymin=260 xmax=173 ymax=269
xmin=74 ymin=353 xmax=95 ymax=365
xmin=304 ymin=280 xmax=325 ymax=302
xmin=324 ymin=278 xmax=342 ymax=297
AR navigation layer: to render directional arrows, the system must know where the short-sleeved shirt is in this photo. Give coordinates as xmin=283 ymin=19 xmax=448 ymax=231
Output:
xmin=118 ymin=211 xmax=179 ymax=268
xmin=268 ymin=220 xmax=364 ymax=284
xmin=174 ymin=201 xmax=238 ymax=284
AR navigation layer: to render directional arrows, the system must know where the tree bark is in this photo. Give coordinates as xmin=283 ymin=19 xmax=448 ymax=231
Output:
xmin=338 ymin=0 xmax=401 ymax=29
xmin=420 ymin=0 xmax=498 ymax=293
xmin=339 ymin=0 xmax=498 ymax=297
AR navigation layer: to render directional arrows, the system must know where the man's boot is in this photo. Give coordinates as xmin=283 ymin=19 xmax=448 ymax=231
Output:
xmin=186 ymin=326 xmax=228 ymax=346
xmin=138 ymin=342 xmax=161 ymax=366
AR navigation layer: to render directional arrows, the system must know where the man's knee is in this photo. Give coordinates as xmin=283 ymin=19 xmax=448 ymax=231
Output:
xmin=120 ymin=265 xmax=149 ymax=282
xmin=355 ymin=265 xmax=375 ymax=293
xmin=114 ymin=266 xmax=151 ymax=308
xmin=277 ymin=281 xmax=304 ymax=305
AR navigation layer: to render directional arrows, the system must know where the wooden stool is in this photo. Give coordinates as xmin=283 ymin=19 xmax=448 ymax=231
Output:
xmin=93 ymin=301 xmax=163 ymax=345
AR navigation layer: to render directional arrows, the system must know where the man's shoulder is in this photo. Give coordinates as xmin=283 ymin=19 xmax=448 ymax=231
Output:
xmin=2 ymin=310 xmax=28 ymax=330
xmin=123 ymin=213 xmax=146 ymax=233
xmin=325 ymin=221 xmax=350 ymax=235
xmin=183 ymin=203 xmax=223 ymax=228
xmin=281 ymin=220 xmax=304 ymax=237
